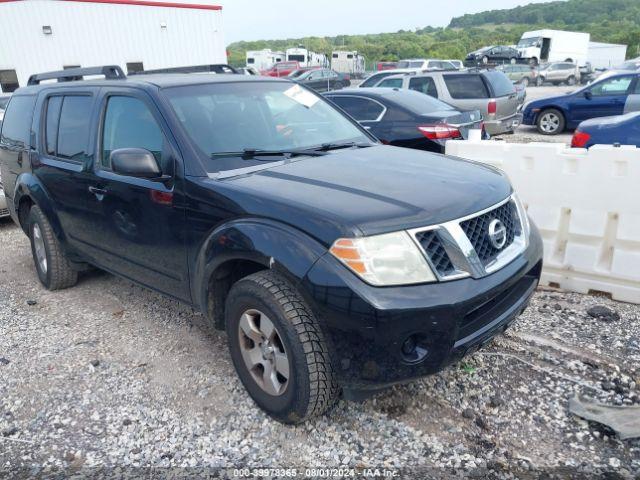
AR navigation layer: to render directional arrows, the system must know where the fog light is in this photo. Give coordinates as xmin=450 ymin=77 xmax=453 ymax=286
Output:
xmin=401 ymin=334 xmax=429 ymax=363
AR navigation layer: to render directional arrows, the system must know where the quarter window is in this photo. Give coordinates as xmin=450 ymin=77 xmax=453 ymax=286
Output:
xmin=45 ymin=96 xmax=63 ymax=155
xmin=443 ymin=75 xmax=489 ymax=99
xmin=101 ymin=96 xmax=163 ymax=169
xmin=0 ymin=95 xmax=36 ymax=148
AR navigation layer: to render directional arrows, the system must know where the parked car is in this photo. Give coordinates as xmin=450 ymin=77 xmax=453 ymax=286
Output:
xmin=294 ymin=68 xmax=350 ymax=92
xmin=0 ymin=65 xmax=542 ymax=423
xmin=325 ymin=88 xmax=486 ymax=153
xmin=465 ymin=46 xmax=522 ymax=66
xmin=376 ymin=61 xmax=398 ymax=71
xmin=237 ymin=66 xmax=260 ymax=76
xmin=360 ymin=68 xmax=420 ymax=88
xmin=287 ymin=66 xmax=322 ymax=78
xmin=0 ymin=170 xmax=8 ymax=218
xmin=261 ymin=61 xmax=300 ymax=77
xmin=613 ymin=57 xmax=640 ymax=72
xmin=371 ymin=70 xmax=523 ymax=135
xmin=536 ymin=62 xmax=581 ymax=86
xmin=497 ymin=64 xmax=538 ymax=87
xmin=523 ymin=72 xmax=640 ymax=135
xmin=571 ymin=111 xmax=640 ymax=148
xmin=445 ymin=60 xmax=464 ymax=70
xmin=397 ymin=59 xmax=457 ymax=71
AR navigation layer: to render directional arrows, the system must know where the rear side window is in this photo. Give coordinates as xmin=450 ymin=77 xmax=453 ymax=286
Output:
xmin=330 ymin=96 xmax=384 ymax=121
xmin=443 ymin=75 xmax=489 ymax=99
xmin=482 ymin=71 xmax=516 ymax=97
xmin=378 ymin=78 xmax=403 ymax=89
xmin=102 ymin=96 xmax=163 ymax=168
xmin=53 ymin=96 xmax=93 ymax=162
xmin=409 ymin=77 xmax=438 ymax=98
xmin=0 ymin=95 xmax=36 ymax=148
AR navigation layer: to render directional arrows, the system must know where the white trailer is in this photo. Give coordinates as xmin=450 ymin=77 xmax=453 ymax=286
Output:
xmin=517 ymin=29 xmax=590 ymax=66
xmin=285 ymin=47 xmax=328 ymax=68
xmin=331 ymin=51 xmax=365 ymax=77
xmin=587 ymin=42 xmax=628 ymax=70
xmin=245 ymin=49 xmax=285 ymax=71
xmin=0 ymin=0 xmax=227 ymax=93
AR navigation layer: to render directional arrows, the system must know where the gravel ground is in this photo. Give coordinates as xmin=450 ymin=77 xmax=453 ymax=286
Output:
xmin=1 ymin=217 xmax=639 ymax=478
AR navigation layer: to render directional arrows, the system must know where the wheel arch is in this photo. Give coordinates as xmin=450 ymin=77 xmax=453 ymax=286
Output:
xmin=13 ymin=173 xmax=64 ymax=239
xmin=193 ymin=218 xmax=328 ymax=330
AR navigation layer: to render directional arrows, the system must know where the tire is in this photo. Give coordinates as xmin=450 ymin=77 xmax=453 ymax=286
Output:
xmin=225 ymin=270 xmax=339 ymax=423
xmin=567 ymin=75 xmax=576 ymax=86
xmin=482 ymin=56 xmax=489 ymax=65
xmin=536 ymin=76 xmax=544 ymax=87
xmin=27 ymin=205 xmax=78 ymax=290
xmin=529 ymin=57 xmax=538 ymax=66
xmin=520 ymin=77 xmax=530 ymax=87
xmin=333 ymin=82 xmax=343 ymax=90
xmin=536 ymin=108 xmax=565 ymax=135
xmin=510 ymin=57 xmax=517 ymax=65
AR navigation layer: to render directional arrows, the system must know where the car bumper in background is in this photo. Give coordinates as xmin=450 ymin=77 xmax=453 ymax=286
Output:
xmin=301 ymin=223 xmax=544 ymax=391
xmin=0 ymin=189 xmax=9 ymax=218
xmin=485 ymin=113 xmax=523 ymax=135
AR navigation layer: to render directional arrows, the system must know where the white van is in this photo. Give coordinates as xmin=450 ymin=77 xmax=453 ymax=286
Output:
xmin=331 ymin=51 xmax=366 ymax=77
xmin=245 ymin=49 xmax=285 ymax=71
xmin=516 ymin=30 xmax=590 ymax=66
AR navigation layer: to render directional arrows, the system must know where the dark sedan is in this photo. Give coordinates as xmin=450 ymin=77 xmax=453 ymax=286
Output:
xmin=571 ymin=111 xmax=640 ymax=148
xmin=466 ymin=46 xmax=522 ymax=66
xmin=295 ymin=68 xmax=350 ymax=92
xmin=325 ymin=88 xmax=486 ymax=153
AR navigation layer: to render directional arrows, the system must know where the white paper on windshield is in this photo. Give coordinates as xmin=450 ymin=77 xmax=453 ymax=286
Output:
xmin=283 ymin=84 xmax=319 ymax=108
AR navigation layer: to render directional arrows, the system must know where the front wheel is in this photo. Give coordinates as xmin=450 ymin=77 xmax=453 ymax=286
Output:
xmin=28 ymin=206 xmax=78 ymax=290
xmin=567 ymin=75 xmax=576 ymax=86
xmin=536 ymin=76 xmax=544 ymax=86
xmin=225 ymin=271 xmax=339 ymax=423
xmin=520 ymin=77 xmax=530 ymax=87
xmin=333 ymin=82 xmax=343 ymax=91
xmin=510 ymin=57 xmax=517 ymax=65
xmin=536 ymin=108 xmax=565 ymax=135
xmin=482 ymin=56 xmax=489 ymax=65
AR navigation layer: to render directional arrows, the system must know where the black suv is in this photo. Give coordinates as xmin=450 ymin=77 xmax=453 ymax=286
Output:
xmin=0 ymin=66 xmax=543 ymax=423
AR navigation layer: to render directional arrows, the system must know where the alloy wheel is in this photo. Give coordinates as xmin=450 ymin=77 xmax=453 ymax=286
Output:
xmin=539 ymin=112 xmax=561 ymax=133
xmin=32 ymin=223 xmax=47 ymax=274
xmin=238 ymin=309 xmax=290 ymax=396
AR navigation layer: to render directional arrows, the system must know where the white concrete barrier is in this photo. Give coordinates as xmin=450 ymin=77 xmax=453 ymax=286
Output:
xmin=446 ymin=140 xmax=640 ymax=304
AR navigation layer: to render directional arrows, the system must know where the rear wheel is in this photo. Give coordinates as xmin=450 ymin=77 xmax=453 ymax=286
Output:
xmin=28 ymin=206 xmax=78 ymax=290
xmin=536 ymin=76 xmax=544 ymax=87
xmin=226 ymin=271 xmax=339 ymax=423
xmin=567 ymin=75 xmax=576 ymax=86
xmin=510 ymin=57 xmax=517 ymax=65
xmin=482 ymin=56 xmax=489 ymax=65
xmin=536 ymin=108 xmax=565 ymax=135
xmin=333 ymin=82 xmax=343 ymax=91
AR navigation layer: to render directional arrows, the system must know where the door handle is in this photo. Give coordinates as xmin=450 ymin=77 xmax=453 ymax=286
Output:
xmin=88 ymin=186 xmax=108 ymax=196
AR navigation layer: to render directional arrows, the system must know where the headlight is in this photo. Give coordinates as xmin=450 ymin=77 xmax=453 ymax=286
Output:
xmin=329 ymin=231 xmax=436 ymax=286
xmin=512 ymin=193 xmax=530 ymax=242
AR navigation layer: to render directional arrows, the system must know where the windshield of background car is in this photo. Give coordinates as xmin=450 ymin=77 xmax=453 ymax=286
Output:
xmin=164 ymin=81 xmax=371 ymax=171
xmin=517 ymin=37 xmax=540 ymax=48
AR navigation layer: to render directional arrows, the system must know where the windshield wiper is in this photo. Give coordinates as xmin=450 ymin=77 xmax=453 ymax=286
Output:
xmin=211 ymin=148 xmax=328 ymax=161
xmin=314 ymin=142 xmax=373 ymax=152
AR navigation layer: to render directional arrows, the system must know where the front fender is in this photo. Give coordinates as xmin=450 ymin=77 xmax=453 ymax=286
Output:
xmin=14 ymin=173 xmax=65 ymax=241
xmin=192 ymin=218 xmax=329 ymax=314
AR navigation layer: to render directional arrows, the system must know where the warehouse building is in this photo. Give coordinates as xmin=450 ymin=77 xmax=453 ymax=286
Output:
xmin=0 ymin=0 xmax=226 ymax=93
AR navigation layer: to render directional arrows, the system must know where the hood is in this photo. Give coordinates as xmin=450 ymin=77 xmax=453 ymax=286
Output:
xmin=216 ymin=145 xmax=511 ymax=245
xmin=524 ymin=90 xmax=576 ymax=111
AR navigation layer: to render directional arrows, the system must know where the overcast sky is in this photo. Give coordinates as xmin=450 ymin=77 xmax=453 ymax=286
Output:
xmin=221 ymin=0 xmax=555 ymax=44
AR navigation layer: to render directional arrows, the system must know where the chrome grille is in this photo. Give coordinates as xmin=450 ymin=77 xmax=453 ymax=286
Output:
xmin=459 ymin=201 xmax=520 ymax=266
xmin=0 ymin=208 xmax=8 ymax=217
xmin=409 ymin=196 xmax=527 ymax=281
xmin=415 ymin=230 xmax=456 ymax=277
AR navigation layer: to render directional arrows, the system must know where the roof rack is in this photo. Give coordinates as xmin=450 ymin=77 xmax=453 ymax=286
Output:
xmin=27 ymin=65 xmax=126 ymax=86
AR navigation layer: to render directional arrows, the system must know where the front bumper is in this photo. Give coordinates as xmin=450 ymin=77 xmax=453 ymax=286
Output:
xmin=301 ymin=223 xmax=543 ymax=390
xmin=0 ymin=190 xmax=9 ymax=218
xmin=484 ymin=113 xmax=523 ymax=135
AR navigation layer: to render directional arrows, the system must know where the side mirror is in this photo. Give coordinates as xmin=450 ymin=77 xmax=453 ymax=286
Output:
xmin=110 ymin=148 xmax=161 ymax=178
xmin=583 ymin=90 xmax=592 ymax=100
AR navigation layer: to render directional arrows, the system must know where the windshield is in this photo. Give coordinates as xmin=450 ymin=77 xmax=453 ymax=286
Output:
xmin=397 ymin=61 xmax=424 ymax=68
xmin=517 ymin=37 xmax=540 ymax=48
xmin=164 ymin=81 xmax=371 ymax=172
